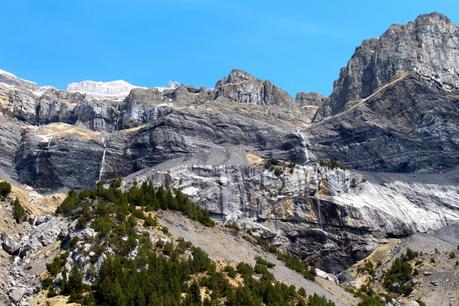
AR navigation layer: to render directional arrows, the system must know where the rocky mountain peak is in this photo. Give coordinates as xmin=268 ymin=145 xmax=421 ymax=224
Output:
xmin=0 ymin=69 xmax=39 ymax=90
xmin=413 ymin=11 xmax=452 ymax=25
xmin=315 ymin=12 xmax=459 ymax=119
xmin=214 ymin=69 xmax=293 ymax=106
xmin=219 ymin=69 xmax=256 ymax=84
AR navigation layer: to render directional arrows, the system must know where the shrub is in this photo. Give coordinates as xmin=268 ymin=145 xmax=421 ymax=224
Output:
xmin=255 ymin=256 xmax=275 ymax=268
xmin=308 ymin=293 xmax=336 ymax=306
xmin=143 ymin=216 xmax=157 ymax=227
xmin=46 ymin=252 xmax=69 ymax=276
xmin=383 ymin=257 xmax=413 ymax=295
xmin=0 ymin=181 xmax=11 ymax=198
xmin=274 ymin=167 xmax=284 ymax=176
xmin=224 ymin=265 xmax=237 ymax=278
xmin=12 ymin=197 xmax=26 ymax=223
xmin=358 ymin=295 xmax=385 ymax=306
xmin=226 ymin=222 xmax=240 ymax=232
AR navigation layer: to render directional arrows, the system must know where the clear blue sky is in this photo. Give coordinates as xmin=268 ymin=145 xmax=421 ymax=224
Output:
xmin=1 ymin=0 xmax=458 ymax=96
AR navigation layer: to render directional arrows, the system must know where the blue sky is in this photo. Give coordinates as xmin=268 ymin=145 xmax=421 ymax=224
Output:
xmin=1 ymin=0 xmax=458 ymax=96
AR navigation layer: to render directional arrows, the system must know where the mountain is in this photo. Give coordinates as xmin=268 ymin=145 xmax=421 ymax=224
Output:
xmin=67 ymin=80 xmax=144 ymax=99
xmin=315 ymin=12 xmax=459 ymax=119
xmin=0 ymin=69 xmax=39 ymax=91
xmin=0 ymin=12 xmax=458 ymax=306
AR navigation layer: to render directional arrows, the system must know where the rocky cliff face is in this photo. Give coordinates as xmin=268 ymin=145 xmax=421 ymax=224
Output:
xmin=214 ymin=69 xmax=293 ymax=106
xmin=0 ymin=12 xmax=458 ymax=277
xmin=315 ymin=12 xmax=459 ymax=119
xmin=310 ymin=74 xmax=459 ymax=172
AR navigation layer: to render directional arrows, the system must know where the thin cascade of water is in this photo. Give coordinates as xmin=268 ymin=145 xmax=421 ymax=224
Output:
xmin=98 ymin=138 xmax=107 ymax=182
xmin=296 ymin=129 xmax=310 ymax=163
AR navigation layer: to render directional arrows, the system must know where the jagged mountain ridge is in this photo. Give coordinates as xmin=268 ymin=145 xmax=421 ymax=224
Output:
xmin=0 ymin=11 xmax=458 ymax=279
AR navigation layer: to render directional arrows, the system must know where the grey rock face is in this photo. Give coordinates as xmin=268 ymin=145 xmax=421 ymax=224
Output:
xmin=14 ymin=124 xmax=106 ymax=189
xmin=214 ymin=69 xmax=293 ymax=106
xmin=1 ymin=233 xmax=20 ymax=255
xmin=309 ymin=74 xmax=459 ymax=172
xmin=38 ymin=89 xmax=119 ymax=132
xmin=117 ymin=88 xmax=175 ymax=129
xmin=0 ymin=114 xmax=24 ymax=179
xmin=316 ymin=12 xmax=459 ymax=119
xmin=0 ymin=70 xmax=38 ymax=91
xmin=295 ymin=92 xmax=328 ymax=107
xmin=126 ymin=162 xmax=459 ymax=272
xmin=0 ymin=84 xmax=38 ymax=123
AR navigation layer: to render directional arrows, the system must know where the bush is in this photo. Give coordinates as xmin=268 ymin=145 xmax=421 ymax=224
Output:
xmin=307 ymin=293 xmax=336 ymax=306
xmin=46 ymin=252 xmax=69 ymax=275
xmin=273 ymin=167 xmax=284 ymax=176
xmin=224 ymin=265 xmax=237 ymax=278
xmin=0 ymin=181 xmax=11 ymax=198
xmin=56 ymin=190 xmax=79 ymax=215
xmin=12 ymin=197 xmax=26 ymax=223
xmin=383 ymin=257 xmax=413 ymax=295
xmin=226 ymin=222 xmax=240 ymax=232
xmin=255 ymin=256 xmax=275 ymax=268
xmin=143 ymin=216 xmax=157 ymax=227
xmin=276 ymin=251 xmax=315 ymax=281
xmin=358 ymin=295 xmax=385 ymax=306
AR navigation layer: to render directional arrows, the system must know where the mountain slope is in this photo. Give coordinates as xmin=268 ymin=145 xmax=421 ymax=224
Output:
xmin=0 ymin=11 xmax=458 ymax=306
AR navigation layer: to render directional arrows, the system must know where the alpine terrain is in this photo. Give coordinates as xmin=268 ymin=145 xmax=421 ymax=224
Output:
xmin=0 ymin=12 xmax=458 ymax=306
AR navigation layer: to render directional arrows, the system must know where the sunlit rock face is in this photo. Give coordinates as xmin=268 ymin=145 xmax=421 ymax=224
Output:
xmin=315 ymin=12 xmax=459 ymax=119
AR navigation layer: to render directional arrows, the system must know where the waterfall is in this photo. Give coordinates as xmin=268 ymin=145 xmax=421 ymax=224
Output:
xmin=315 ymin=165 xmax=323 ymax=228
xmin=35 ymin=152 xmax=41 ymax=175
xmin=296 ymin=129 xmax=310 ymax=164
xmin=98 ymin=138 xmax=107 ymax=181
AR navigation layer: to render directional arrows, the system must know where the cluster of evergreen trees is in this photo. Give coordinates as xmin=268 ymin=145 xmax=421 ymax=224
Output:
xmin=383 ymin=248 xmax=418 ymax=295
xmin=47 ymin=179 xmax=336 ymax=305
xmin=56 ymin=180 xmax=215 ymax=227
xmin=50 ymin=239 xmax=336 ymax=305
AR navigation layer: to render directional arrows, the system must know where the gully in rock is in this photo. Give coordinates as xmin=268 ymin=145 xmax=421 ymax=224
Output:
xmin=315 ymin=165 xmax=323 ymax=229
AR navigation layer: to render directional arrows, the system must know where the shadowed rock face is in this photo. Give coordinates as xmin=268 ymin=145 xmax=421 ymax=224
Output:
xmin=315 ymin=12 xmax=459 ymax=119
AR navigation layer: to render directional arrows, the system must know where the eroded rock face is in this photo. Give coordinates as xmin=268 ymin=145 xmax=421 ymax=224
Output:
xmin=14 ymin=124 xmax=106 ymax=189
xmin=309 ymin=75 xmax=459 ymax=172
xmin=295 ymin=92 xmax=328 ymax=107
xmin=38 ymin=89 xmax=119 ymax=132
xmin=316 ymin=12 xmax=459 ymax=119
xmin=214 ymin=69 xmax=293 ymax=106
xmin=126 ymin=162 xmax=459 ymax=272
xmin=0 ymin=84 xmax=38 ymax=124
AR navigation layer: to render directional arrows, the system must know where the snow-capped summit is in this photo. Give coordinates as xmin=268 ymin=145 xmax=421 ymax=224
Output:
xmin=0 ymin=69 xmax=39 ymax=90
xmin=67 ymin=80 xmax=144 ymax=98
